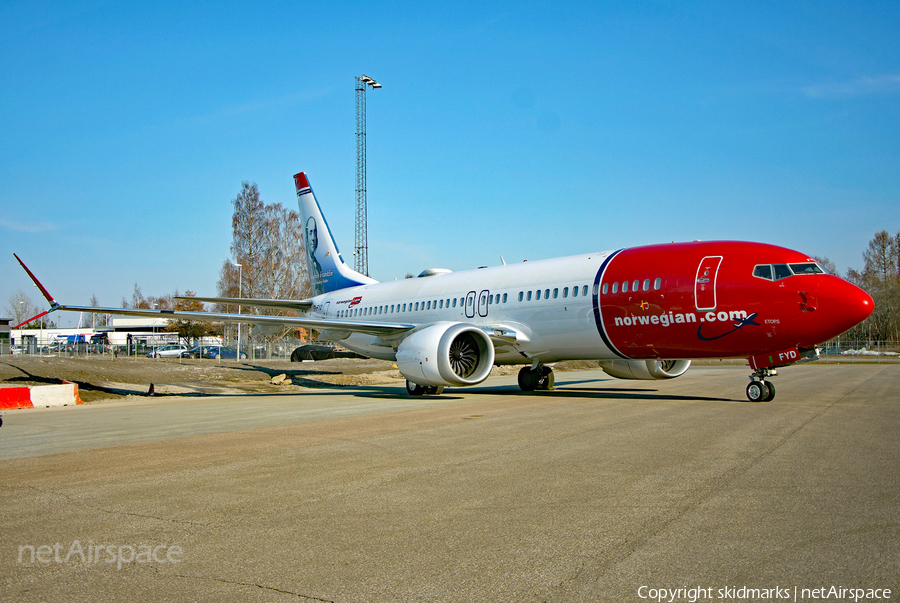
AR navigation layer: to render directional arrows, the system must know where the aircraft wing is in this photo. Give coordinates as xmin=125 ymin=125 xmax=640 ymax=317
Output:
xmin=176 ymin=296 xmax=314 ymax=313
xmin=12 ymin=253 xmax=412 ymax=337
xmin=49 ymin=303 xmax=415 ymax=337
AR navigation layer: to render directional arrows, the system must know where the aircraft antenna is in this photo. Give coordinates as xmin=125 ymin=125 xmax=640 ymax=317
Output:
xmin=355 ymin=74 xmax=381 ymax=276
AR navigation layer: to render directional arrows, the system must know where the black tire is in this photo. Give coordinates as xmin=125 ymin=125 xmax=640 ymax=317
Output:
xmin=518 ymin=366 xmax=540 ymax=392
xmin=762 ymin=380 xmax=776 ymax=402
xmin=424 ymin=386 xmax=444 ymax=395
xmin=240 ymin=353 xmax=247 ymax=360
xmin=406 ymin=380 xmax=426 ymax=396
xmin=213 ymin=353 xmax=220 ymax=360
xmin=746 ymin=380 xmax=769 ymax=402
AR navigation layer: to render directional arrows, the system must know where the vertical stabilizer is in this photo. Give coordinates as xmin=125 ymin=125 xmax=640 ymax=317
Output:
xmin=294 ymin=172 xmax=378 ymax=296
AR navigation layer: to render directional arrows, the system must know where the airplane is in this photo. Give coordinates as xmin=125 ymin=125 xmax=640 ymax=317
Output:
xmin=14 ymin=171 xmax=874 ymax=402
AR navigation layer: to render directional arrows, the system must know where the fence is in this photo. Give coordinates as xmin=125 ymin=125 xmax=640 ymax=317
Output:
xmin=9 ymin=331 xmax=310 ymax=361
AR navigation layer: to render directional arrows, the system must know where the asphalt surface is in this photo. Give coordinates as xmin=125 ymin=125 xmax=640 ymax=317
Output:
xmin=1 ymin=364 xmax=898 ymax=602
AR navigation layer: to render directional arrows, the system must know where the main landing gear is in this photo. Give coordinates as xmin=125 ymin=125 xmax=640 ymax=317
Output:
xmin=518 ymin=363 xmax=554 ymax=392
xmin=405 ymin=380 xmax=443 ymax=396
xmin=746 ymin=368 xmax=777 ymax=402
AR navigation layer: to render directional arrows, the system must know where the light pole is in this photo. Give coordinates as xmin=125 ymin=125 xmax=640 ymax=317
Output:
xmin=234 ymin=262 xmax=242 ymax=360
xmin=355 ymin=74 xmax=381 ymax=276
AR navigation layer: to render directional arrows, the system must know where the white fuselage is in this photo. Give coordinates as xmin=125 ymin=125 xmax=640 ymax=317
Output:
xmin=306 ymin=251 xmax=619 ymax=363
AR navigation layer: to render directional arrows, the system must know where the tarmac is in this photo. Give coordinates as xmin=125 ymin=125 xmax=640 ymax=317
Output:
xmin=1 ymin=364 xmax=897 ymax=602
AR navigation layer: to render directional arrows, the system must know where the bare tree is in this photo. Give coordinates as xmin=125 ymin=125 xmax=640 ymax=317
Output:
xmin=5 ymin=290 xmax=38 ymax=325
xmin=217 ymin=182 xmax=310 ymax=345
xmin=862 ymin=230 xmax=897 ymax=285
xmin=844 ymin=230 xmax=900 ymax=343
xmin=230 ymin=182 xmax=268 ymax=301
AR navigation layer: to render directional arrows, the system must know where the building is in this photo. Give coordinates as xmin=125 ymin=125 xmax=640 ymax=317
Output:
xmin=0 ymin=317 xmax=10 ymax=355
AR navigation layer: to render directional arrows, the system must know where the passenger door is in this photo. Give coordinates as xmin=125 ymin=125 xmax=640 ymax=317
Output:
xmin=465 ymin=291 xmax=476 ymax=318
xmin=695 ymin=256 xmax=723 ymax=311
xmin=478 ymin=290 xmax=490 ymax=317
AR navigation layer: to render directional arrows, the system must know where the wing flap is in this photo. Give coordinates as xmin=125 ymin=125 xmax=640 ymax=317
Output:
xmin=53 ymin=303 xmax=414 ymax=337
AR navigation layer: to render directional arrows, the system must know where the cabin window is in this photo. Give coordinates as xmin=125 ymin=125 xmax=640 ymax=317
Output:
xmin=414 ymin=302 xmax=419 ymax=311
xmin=502 ymin=293 xmax=508 ymax=303
xmin=572 ymin=286 xmax=578 ymax=297
xmin=612 ymin=282 xmax=618 ymax=294
xmin=563 ymin=287 xmax=569 ymax=297
xmin=553 ymin=288 xmax=559 ymax=299
xmin=632 ymin=280 xmax=639 ymax=292
xmin=544 ymin=289 xmax=550 ymax=299
xmin=601 ymin=283 xmax=607 ymax=295
xmin=654 ymin=277 xmax=661 ymax=290
xmin=582 ymin=285 xmax=588 ymax=296
xmin=536 ymin=290 xmax=541 ymax=300
xmin=642 ymin=279 xmax=650 ymax=291
xmin=593 ymin=284 xmax=599 ymax=296
xmin=439 ymin=300 xmax=443 ymax=309
xmin=527 ymin=291 xmax=532 ymax=301
xmin=623 ymin=281 xmax=629 ymax=293
xmin=518 ymin=292 xmax=523 ymax=302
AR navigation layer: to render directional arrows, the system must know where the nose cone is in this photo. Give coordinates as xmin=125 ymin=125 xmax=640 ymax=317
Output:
xmin=815 ymin=276 xmax=874 ymax=339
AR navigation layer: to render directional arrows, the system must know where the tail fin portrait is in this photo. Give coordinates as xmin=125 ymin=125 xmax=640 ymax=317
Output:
xmin=294 ymin=172 xmax=377 ymax=296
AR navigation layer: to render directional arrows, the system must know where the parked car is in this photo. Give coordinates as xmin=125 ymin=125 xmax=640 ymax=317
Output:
xmin=182 ymin=345 xmax=247 ymax=360
xmin=146 ymin=344 xmax=188 ymax=358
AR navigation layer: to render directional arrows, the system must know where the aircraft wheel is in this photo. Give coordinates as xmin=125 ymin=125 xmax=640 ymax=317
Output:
xmin=762 ymin=381 xmax=776 ymax=402
xmin=518 ymin=366 xmax=540 ymax=391
xmin=537 ymin=366 xmax=555 ymax=390
xmin=746 ymin=380 xmax=769 ymax=402
xmin=406 ymin=380 xmax=426 ymax=396
xmin=424 ymin=386 xmax=444 ymax=395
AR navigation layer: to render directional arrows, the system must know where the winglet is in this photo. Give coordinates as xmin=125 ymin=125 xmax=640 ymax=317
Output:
xmin=13 ymin=253 xmax=57 ymax=307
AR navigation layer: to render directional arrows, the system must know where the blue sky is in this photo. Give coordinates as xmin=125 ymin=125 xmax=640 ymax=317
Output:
xmin=2 ymin=1 xmax=899 ymax=325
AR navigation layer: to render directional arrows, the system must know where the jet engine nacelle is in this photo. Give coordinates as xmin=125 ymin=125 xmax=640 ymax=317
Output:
xmin=599 ymin=359 xmax=691 ymax=380
xmin=396 ymin=323 xmax=495 ymax=388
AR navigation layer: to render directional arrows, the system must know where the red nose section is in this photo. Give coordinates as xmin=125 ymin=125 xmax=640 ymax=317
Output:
xmin=809 ymin=277 xmax=874 ymax=344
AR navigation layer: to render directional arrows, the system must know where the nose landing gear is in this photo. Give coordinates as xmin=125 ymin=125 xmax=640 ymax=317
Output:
xmin=747 ymin=368 xmax=777 ymax=402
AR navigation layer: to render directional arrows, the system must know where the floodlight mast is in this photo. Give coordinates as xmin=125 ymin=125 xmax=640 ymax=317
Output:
xmin=355 ymin=74 xmax=380 ymax=276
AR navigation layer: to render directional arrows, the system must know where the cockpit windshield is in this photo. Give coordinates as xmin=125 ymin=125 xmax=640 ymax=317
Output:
xmin=752 ymin=262 xmax=826 ymax=281
xmin=789 ymin=263 xmax=826 ymax=275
